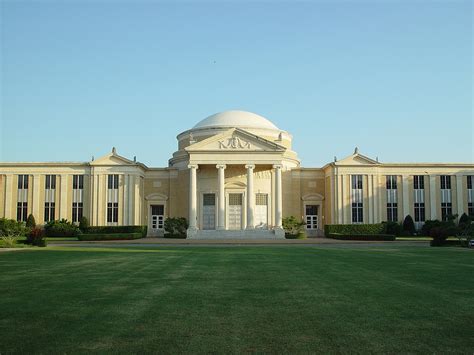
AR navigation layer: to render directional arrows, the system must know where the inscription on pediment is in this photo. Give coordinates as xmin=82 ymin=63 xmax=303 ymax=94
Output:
xmin=218 ymin=137 xmax=251 ymax=150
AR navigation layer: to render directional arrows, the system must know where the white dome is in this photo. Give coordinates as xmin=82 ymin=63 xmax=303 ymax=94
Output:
xmin=193 ymin=110 xmax=279 ymax=130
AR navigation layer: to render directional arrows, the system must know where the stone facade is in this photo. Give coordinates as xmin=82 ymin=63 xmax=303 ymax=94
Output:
xmin=1 ymin=111 xmax=473 ymax=238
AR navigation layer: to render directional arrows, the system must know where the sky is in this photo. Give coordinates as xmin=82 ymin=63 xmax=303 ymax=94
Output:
xmin=1 ymin=0 xmax=472 ymax=167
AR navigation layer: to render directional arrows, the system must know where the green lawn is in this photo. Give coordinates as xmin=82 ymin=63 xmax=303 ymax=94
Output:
xmin=1 ymin=246 xmax=473 ymax=353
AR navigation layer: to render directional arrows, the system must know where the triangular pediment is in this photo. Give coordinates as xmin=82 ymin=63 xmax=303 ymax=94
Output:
xmin=336 ymin=151 xmax=379 ymax=165
xmin=185 ymin=128 xmax=286 ymax=152
xmin=91 ymin=148 xmax=136 ymax=166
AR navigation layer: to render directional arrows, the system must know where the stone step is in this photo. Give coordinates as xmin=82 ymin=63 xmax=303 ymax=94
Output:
xmin=188 ymin=229 xmax=285 ymax=239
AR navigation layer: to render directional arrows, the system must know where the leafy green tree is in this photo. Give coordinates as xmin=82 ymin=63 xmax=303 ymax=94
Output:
xmin=26 ymin=214 xmax=36 ymax=228
xmin=402 ymin=215 xmax=416 ymax=236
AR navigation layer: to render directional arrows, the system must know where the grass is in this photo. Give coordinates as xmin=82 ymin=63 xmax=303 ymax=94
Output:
xmin=0 ymin=246 xmax=473 ymax=353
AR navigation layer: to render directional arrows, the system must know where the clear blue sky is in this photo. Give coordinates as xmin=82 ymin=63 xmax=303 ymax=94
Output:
xmin=1 ymin=0 xmax=472 ymax=167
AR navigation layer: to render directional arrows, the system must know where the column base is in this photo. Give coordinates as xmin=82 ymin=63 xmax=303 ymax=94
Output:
xmin=186 ymin=227 xmax=199 ymax=238
xmin=216 ymin=226 xmax=226 ymax=231
xmin=273 ymin=227 xmax=285 ymax=238
xmin=246 ymin=226 xmax=255 ymax=230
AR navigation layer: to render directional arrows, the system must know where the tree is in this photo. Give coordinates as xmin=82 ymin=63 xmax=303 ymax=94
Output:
xmin=458 ymin=213 xmax=471 ymax=228
xmin=402 ymin=215 xmax=416 ymax=236
xmin=26 ymin=214 xmax=36 ymax=228
xmin=79 ymin=216 xmax=89 ymax=232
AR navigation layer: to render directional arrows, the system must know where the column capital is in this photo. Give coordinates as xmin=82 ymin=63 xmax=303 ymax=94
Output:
xmin=188 ymin=164 xmax=199 ymax=170
xmin=216 ymin=164 xmax=227 ymax=170
xmin=273 ymin=164 xmax=283 ymax=170
xmin=245 ymin=164 xmax=255 ymax=170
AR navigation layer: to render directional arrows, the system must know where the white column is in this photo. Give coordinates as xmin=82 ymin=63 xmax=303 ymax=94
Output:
xmin=187 ymin=164 xmax=198 ymax=236
xmin=216 ymin=164 xmax=226 ymax=230
xmin=402 ymin=175 xmax=410 ymax=218
xmin=60 ymin=174 xmax=68 ymax=219
xmin=456 ymin=174 xmax=464 ymax=216
xmin=32 ymin=174 xmax=41 ymax=220
xmin=273 ymin=164 xmax=283 ymax=233
xmin=372 ymin=174 xmax=379 ymax=223
xmin=430 ymin=175 xmax=437 ymax=220
xmin=4 ymin=174 xmax=13 ymax=219
xmin=368 ymin=175 xmax=373 ymax=224
xmin=123 ymin=174 xmax=129 ymax=225
xmin=337 ymin=174 xmax=343 ymax=224
xmin=245 ymin=164 xmax=255 ymax=229
xmin=134 ymin=176 xmax=141 ymax=225
xmin=128 ymin=175 xmax=134 ymax=225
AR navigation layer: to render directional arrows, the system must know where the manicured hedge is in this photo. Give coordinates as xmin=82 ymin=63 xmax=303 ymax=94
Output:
xmin=78 ymin=233 xmax=143 ymax=241
xmin=324 ymin=224 xmax=385 ymax=236
xmin=83 ymin=226 xmax=147 ymax=237
xmin=327 ymin=233 xmax=395 ymax=241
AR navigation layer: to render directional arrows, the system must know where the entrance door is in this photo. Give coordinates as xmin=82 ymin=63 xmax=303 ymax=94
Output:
xmin=150 ymin=205 xmax=164 ymax=234
xmin=202 ymin=193 xmax=216 ymax=230
xmin=228 ymin=193 xmax=243 ymax=230
xmin=305 ymin=205 xmax=318 ymax=230
xmin=255 ymin=193 xmax=268 ymax=228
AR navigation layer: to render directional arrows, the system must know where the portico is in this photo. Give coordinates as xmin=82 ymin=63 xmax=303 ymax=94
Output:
xmin=185 ymin=162 xmax=284 ymax=238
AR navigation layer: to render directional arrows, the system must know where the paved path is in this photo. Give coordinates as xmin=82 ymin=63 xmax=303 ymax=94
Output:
xmin=47 ymin=238 xmax=430 ymax=248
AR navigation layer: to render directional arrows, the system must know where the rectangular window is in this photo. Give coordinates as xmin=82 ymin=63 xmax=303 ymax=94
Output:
xmin=467 ymin=176 xmax=474 ymax=217
xmin=44 ymin=175 xmax=57 ymax=222
xmin=440 ymin=175 xmax=452 ymax=221
xmin=107 ymin=202 xmax=118 ymax=223
xmin=18 ymin=174 xmax=29 ymax=189
xmin=305 ymin=205 xmax=318 ymax=229
xmin=45 ymin=175 xmax=56 ymax=189
xmin=72 ymin=175 xmax=84 ymax=189
xmin=72 ymin=175 xmax=84 ymax=223
xmin=106 ymin=175 xmax=119 ymax=225
xmin=386 ymin=176 xmax=398 ymax=222
xmin=72 ymin=202 xmax=83 ymax=223
xmin=108 ymin=174 xmax=119 ymax=189
xmin=413 ymin=176 xmax=425 ymax=228
xmin=440 ymin=175 xmax=451 ymax=190
xmin=413 ymin=175 xmax=424 ymax=190
xmin=17 ymin=202 xmax=28 ymax=222
xmin=44 ymin=202 xmax=56 ymax=222
xmin=17 ymin=175 xmax=29 ymax=222
xmin=351 ymin=175 xmax=363 ymax=223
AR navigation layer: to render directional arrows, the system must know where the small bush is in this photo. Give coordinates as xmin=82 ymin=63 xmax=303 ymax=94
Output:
xmin=164 ymin=217 xmax=188 ymax=237
xmin=382 ymin=221 xmax=402 ymax=236
xmin=78 ymin=233 xmax=142 ymax=241
xmin=1 ymin=235 xmax=20 ymax=248
xmin=324 ymin=224 xmax=385 ymax=236
xmin=26 ymin=214 xmax=36 ymax=228
xmin=402 ymin=215 xmax=416 ymax=235
xmin=458 ymin=213 xmax=471 ymax=228
xmin=84 ymin=225 xmax=147 ymax=237
xmin=327 ymin=233 xmax=395 ymax=241
xmin=0 ymin=218 xmax=29 ymax=238
xmin=45 ymin=219 xmax=81 ymax=237
xmin=283 ymin=216 xmax=306 ymax=237
xmin=27 ymin=227 xmax=47 ymax=247
xmin=79 ymin=216 xmax=89 ymax=232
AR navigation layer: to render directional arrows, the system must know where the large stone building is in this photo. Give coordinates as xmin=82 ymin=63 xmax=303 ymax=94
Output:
xmin=1 ymin=111 xmax=473 ymax=238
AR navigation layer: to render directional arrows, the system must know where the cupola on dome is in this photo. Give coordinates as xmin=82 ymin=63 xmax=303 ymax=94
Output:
xmin=193 ymin=110 xmax=279 ymax=130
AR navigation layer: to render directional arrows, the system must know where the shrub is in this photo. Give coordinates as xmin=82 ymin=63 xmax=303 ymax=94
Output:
xmin=26 ymin=214 xmax=36 ymax=228
xmin=327 ymin=233 xmax=395 ymax=241
xmin=79 ymin=216 xmax=89 ymax=232
xmin=84 ymin=225 xmax=147 ymax=237
xmin=0 ymin=218 xmax=29 ymax=238
xmin=324 ymin=224 xmax=384 ymax=236
xmin=27 ymin=227 xmax=47 ymax=247
xmin=458 ymin=213 xmax=471 ymax=228
xmin=283 ymin=216 xmax=306 ymax=238
xmin=424 ymin=218 xmax=459 ymax=247
xmin=402 ymin=215 xmax=416 ymax=235
xmin=78 ymin=233 xmax=142 ymax=241
xmin=382 ymin=221 xmax=402 ymax=236
xmin=164 ymin=217 xmax=188 ymax=237
xmin=44 ymin=219 xmax=81 ymax=237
